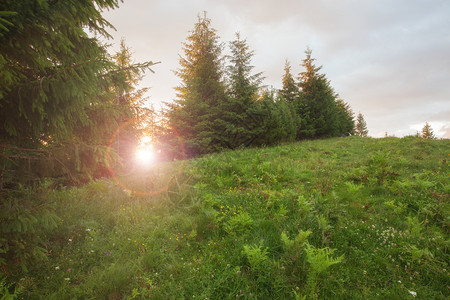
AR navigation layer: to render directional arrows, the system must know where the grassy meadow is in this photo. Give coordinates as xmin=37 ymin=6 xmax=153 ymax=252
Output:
xmin=1 ymin=136 xmax=449 ymax=299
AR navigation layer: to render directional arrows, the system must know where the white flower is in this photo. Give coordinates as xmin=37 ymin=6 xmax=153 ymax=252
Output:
xmin=86 ymin=228 xmax=91 ymax=232
xmin=408 ymin=290 xmax=417 ymax=297
xmin=64 ymin=278 xmax=70 ymax=281
xmin=55 ymin=266 xmax=60 ymax=270
xmin=68 ymin=238 xmax=72 ymax=242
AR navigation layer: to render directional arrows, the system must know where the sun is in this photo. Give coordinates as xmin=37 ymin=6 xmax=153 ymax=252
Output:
xmin=135 ymin=144 xmax=154 ymax=166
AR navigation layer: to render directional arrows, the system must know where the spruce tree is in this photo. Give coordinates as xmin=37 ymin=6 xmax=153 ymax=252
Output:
xmin=355 ymin=112 xmax=369 ymax=137
xmin=112 ymin=39 xmax=157 ymax=166
xmin=0 ymin=0 xmax=122 ymax=143
xmin=167 ymin=12 xmax=227 ymax=156
xmin=335 ymin=98 xmax=355 ymax=135
xmin=296 ymin=48 xmax=340 ymax=138
xmin=421 ymin=122 xmax=435 ymax=139
xmin=220 ymin=32 xmax=264 ymax=149
xmin=0 ymin=1 xmax=156 ymax=184
xmin=280 ymin=60 xmax=299 ymax=103
xmin=250 ymin=90 xmax=297 ymax=146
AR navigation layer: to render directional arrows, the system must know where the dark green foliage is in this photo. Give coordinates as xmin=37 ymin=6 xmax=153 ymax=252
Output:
xmin=280 ymin=59 xmax=299 ymax=104
xmin=0 ymin=1 xmax=156 ymax=186
xmin=335 ymin=98 xmax=355 ymax=135
xmin=296 ymin=48 xmax=341 ymax=138
xmin=167 ymin=12 xmax=227 ymax=157
xmin=0 ymin=181 xmax=60 ymax=273
xmin=218 ymin=33 xmax=265 ymax=149
xmin=252 ymin=91 xmax=297 ymax=146
xmin=0 ymin=0 xmax=121 ymax=141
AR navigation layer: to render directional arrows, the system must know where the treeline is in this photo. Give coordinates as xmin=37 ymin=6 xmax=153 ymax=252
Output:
xmin=154 ymin=13 xmax=356 ymax=159
xmin=0 ymin=4 xmax=362 ymax=188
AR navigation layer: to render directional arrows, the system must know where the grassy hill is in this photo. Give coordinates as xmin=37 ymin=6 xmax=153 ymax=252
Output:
xmin=1 ymin=136 xmax=449 ymax=299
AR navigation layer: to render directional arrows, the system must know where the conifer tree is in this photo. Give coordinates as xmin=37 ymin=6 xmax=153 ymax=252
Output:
xmin=112 ymin=39 xmax=156 ymax=165
xmin=280 ymin=60 xmax=299 ymax=103
xmin=167 ymin=12 xmax=227 ymax=156
xmin=421 ymin=122 xmax=435 ymax=139
xmin=0 ymin=0 xmax=122 ymax=143
xmin=0 ymin=1 xmax=156 ymax=184
xmin=355 ymin=112 xmax=369 ymax=137
xmin=335 ymin=98 xmax=355 ymax=135
xmin=296 ymin=48 xmax=340 ymax=138
xmin=220 ymin=33 xmax=264 ymax=149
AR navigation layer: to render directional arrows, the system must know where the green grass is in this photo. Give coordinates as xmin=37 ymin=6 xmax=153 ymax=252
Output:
xmin=1 ymin=136 xmax=449 ymax=299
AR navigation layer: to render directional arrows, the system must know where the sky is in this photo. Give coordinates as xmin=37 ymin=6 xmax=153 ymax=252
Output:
xmin=101 ymin=0 xmax=450 ymax=138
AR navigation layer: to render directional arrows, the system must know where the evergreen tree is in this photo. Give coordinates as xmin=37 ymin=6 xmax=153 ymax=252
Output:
xmin=0 ymin=0 xmax=121 ymax=143
xmin=220 ymin=32 xmax=264 ymax=149
xmin=421 ymin=122 xmax=435 ymax=139
xmin=0 ymin=1 xmax=156 ymax=185
xmin=167 ymin=12 xmax=227 ymax=156
xmin=252 ymin=90 xmax=296 ymax=146
xmin=112 ymin=39 xmax=156 ymax=166
xmin=335 ymin=98 xmax=355 ymax=135
xmin=355 ymin=112 xmax=369 ymax=137
xmin=280 ymin=59 xmax=299 ymax=103
xmin=296 ymin=48 xmax=340 ymax=138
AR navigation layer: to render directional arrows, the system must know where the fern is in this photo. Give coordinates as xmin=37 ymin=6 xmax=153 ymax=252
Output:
xmin=304 ymin=243 xmax=343 ymax=297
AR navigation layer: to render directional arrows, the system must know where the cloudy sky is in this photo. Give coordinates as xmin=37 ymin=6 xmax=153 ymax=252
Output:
xmin=101 ymin=0 xmax=450 ymax=138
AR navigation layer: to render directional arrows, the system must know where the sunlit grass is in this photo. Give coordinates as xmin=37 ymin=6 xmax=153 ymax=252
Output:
xmin=2 ymin=136 xmax=449 ymax=299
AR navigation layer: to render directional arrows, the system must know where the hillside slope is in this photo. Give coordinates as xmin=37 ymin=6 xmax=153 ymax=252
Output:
xmin=2 ymin=136 xmax=449 ymax=299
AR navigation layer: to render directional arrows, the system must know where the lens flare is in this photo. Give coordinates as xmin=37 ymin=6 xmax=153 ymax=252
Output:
xmin=106 ymin=121 xmax=186 ymax=196
xmin=136 ymin=145 xmax=154 ymax=166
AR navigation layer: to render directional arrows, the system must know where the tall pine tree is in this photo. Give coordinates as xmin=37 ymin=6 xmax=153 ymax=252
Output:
xmin=280 ymin=59 xmax=299 ymax=103
xmin=219 ymin=32 xmax=264 ymax=149
xmin=167 ymin=12 xmax=227 ymax=156
xmin=355 ymin=112 xmax=369 ymax=137
xmin=0 ymin=1 xmax=156 ymax=185
xmin=296 ymin=48 xmax=340 ymax=138
xmin=421 ymin=122 xmax=435 ymax=139
xmin=335 ymin=98 xmax=355 ymax=135
xmin=111 ymin=39 xmax=156 ymax=167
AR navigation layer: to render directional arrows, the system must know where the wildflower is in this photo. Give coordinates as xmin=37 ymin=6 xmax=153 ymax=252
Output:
xmin=408 ymin=290 xmax=417 ymax=297
xmin=64 ymin=278 xmax=70 ymax=281
xmin=68 ymin=238 xmax=72 ymax=242
xmin=67 ymin=268 xmax=71 ymax=272
xmin=55 ymin=266 xmax=60 ymax=270
xmin=86 ymin=228 xmax=91 ymax=232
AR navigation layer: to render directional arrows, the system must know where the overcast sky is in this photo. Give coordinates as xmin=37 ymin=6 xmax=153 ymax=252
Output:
xmin=102 ymin=0 xmax=450 ymax=138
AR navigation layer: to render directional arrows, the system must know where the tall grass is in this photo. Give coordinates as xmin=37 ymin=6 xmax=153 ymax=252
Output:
xmin=1 ymin=136 xmax=449 ymax=299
